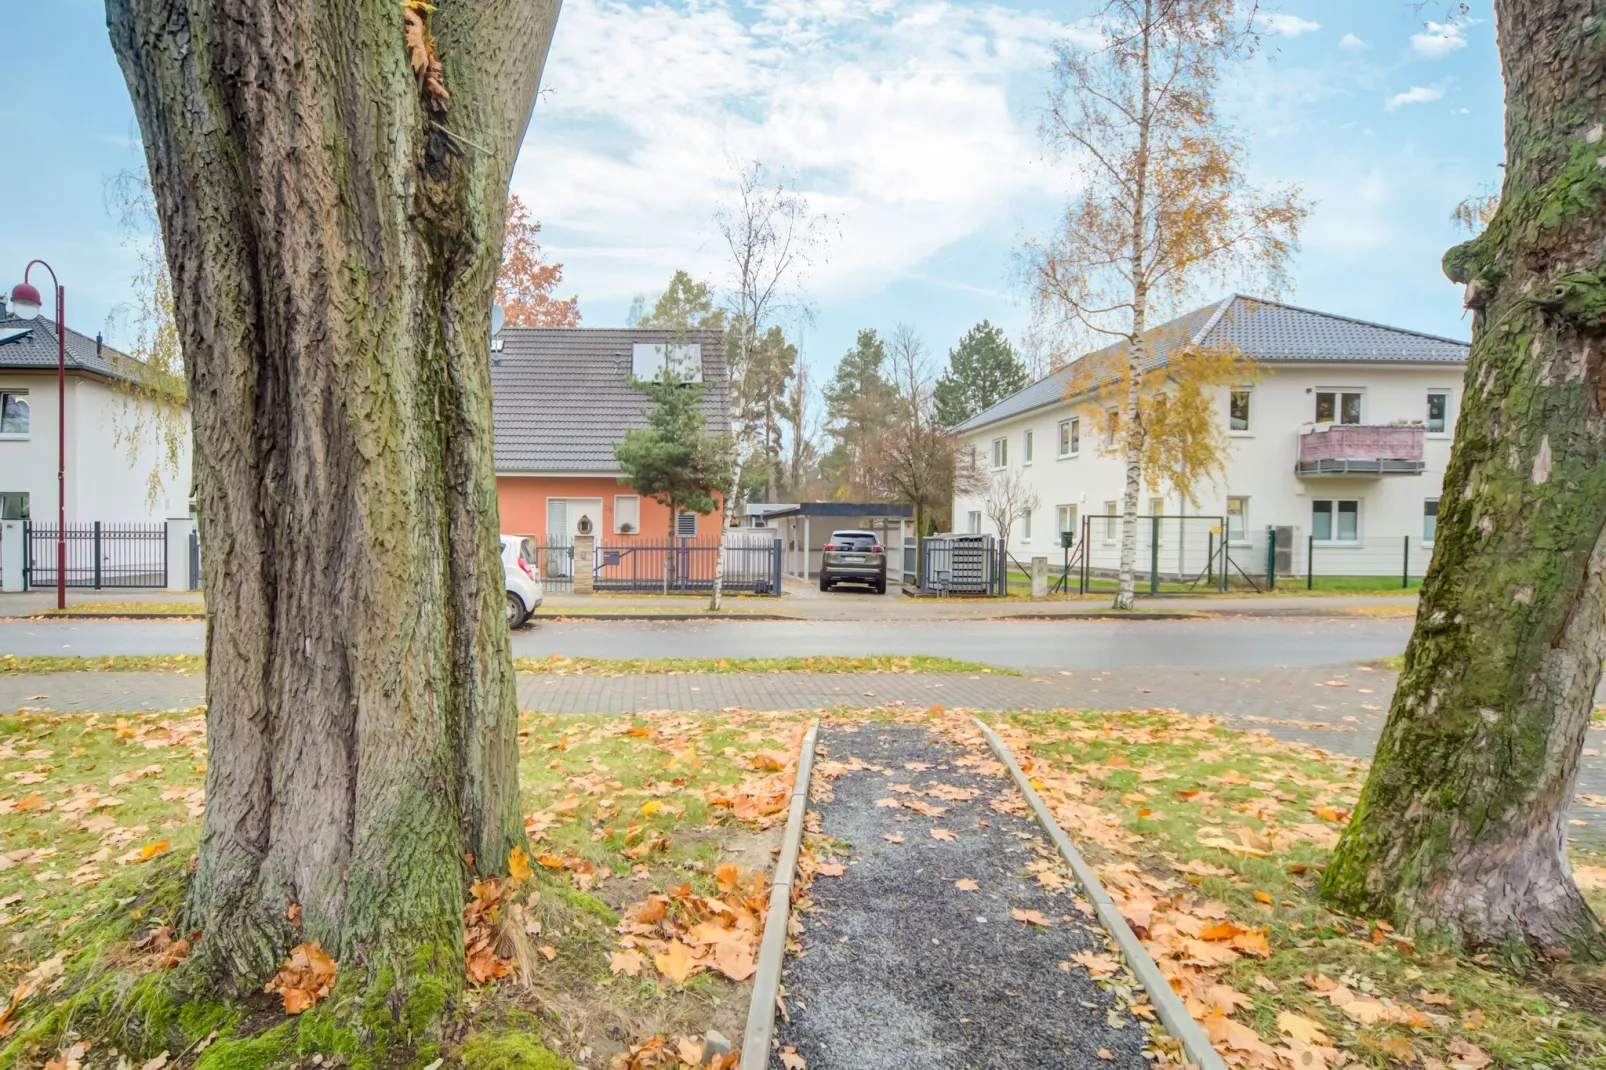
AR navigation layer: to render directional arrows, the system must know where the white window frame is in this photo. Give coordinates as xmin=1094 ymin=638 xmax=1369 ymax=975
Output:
xmin=1423 ymin=498 xmax=1439 ymax=547
xmin=1023 ymin=430 xmax=1034 ymax=465
xmin=1311 ymin=498 xmax=1361 ymax=545
xmin=1102 ymin=501 xmax=1119 ymax=543
xmin=675 ymin=511 xmax=699 ymax=538
xmin=1226 ymin=496 xmax=1249 ymax=545
xmin=0 ymin=390 xmax=30 ymax=439
xmin=967 ymin=510 xmax=982 ymax=535
xmin=991 ymin=437 xmax=1008 ymax=470
xmin=613 ymin=494 xmax=641 ymax=535
xmin=1426 ymin=389 xmax=1452 ymax=436
xmin=1021 ymin=509 xmax=1032 ymax=542
xmin=1315 ymin=388 xmax=1365 ymax=426
xmin=1104 ymin=409 xmax=1120 ymax=449
xmin=1057 ymin=505 xmax=1078 ymax=540
xmin=1229 ymin=388 xmax=1252 ymax=435
xmin=1058 ymin=417 xmax=1080 ymax=458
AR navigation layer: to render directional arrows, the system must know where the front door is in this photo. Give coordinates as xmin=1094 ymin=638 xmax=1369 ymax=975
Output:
xmin=545 ymin=498 xmax=603 ymax=579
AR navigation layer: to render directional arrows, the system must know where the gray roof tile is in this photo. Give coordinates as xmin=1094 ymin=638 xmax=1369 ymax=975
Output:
xmin=956 ymin=295 xmax=1469 ymax=433
xmin=0 ymin=316 xmax=129 ymax=380
xmin=491 ymin=327 xmax=729 ymax=473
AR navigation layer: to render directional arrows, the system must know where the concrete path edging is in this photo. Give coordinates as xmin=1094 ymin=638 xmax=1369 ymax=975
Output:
xmin=740 ymin=719 xmax=820 ymax=1070
xmin=974 ymin=717 xmax=1228 ymax=1070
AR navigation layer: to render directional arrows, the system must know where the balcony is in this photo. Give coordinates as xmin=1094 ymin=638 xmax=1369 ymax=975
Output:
xmin=1296 ymin=424 xmax=1425 ymax=476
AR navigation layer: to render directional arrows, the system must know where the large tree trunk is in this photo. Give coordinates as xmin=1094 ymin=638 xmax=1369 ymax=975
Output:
xmin=1322 ymin=0 xmax=1606 ymax=959
xmin=107 ymin=0 xmax=562 ymax=996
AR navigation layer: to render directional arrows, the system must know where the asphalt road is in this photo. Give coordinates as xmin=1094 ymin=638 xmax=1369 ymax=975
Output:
xmin=0 ymin=617 xmax=1412 ymax=671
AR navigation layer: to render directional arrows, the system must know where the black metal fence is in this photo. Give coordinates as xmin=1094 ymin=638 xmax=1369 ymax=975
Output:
xmin=918 ymin=535 xmax=1000 ymax=595
xmin=24 ymin=521 xmax=168 ymax=589
xmin=524 ymin=535 xmax=782 ymax=595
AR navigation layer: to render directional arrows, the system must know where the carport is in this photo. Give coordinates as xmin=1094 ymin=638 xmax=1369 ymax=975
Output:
xmin=760 ymin=502 xmax=914 ymax=583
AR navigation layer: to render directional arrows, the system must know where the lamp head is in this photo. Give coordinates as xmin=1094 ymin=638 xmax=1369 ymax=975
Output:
xmin=8 ymin=282 xmax=42 ymax=319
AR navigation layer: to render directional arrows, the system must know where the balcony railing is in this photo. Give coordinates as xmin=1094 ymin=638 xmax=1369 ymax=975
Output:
xmin=1296 ymin=424 xmax=1425 ymax=476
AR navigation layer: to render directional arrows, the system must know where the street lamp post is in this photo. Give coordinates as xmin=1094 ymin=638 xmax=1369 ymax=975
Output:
xmin=8 ymin=262 xmax=66 ymax=610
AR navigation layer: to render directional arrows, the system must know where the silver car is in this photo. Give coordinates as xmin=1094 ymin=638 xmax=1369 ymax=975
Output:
xmin=819 ymin=530 xmax=887 ymax=593
xmin=501 ymin=535 xmax=544 ymax=627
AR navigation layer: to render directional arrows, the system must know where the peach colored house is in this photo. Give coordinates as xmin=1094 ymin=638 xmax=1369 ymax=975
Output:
xmin=490 ymin=327 xmax=728 ymax=544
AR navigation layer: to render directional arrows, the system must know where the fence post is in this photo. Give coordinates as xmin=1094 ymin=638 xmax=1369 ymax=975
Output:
xmin=1206 ymin=531 xmax=1215 ymax=587
xmin=1218 ymin=531 xmax=1228 ymax=593
xmin=92 ymin=522 xmax=101 ymax=590
xmin=1265 ymin=527 xmax=1277 ymax=591
xmin=1080 ymin=516 xmax=1090 ymax=595
xmin=771 ymin=538 xmax=782 ymax=596
xmin=1149 ymin=516 xmax=1160 ymax=596
xmin=1307 ymin=535 xmax=1314 ymax=591
xmin=1402 ymin=535 xmax=1410 ymax=590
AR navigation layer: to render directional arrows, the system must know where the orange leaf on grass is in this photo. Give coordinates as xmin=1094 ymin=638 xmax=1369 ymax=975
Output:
xmin=1011 ymin=908 xmax=1052 ymax=927
xmin=954 ymin=879 xmax=979 ymax=891
xmin=654 ymin=939 xmax=699 ymax=984
xmin=930 ymin=828 xmax=958 ymax=842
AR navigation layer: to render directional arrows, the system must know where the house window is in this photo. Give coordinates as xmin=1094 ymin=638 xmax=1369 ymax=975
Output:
xmin=1229 ymin=389 xmax=1251 ymax=432
xmin=0 ymin=391 xmax=29 ymax=436
xmin=1423 ymin=499 xmax=1439 ymax=545
xmin=1312 ymin=499 xmax=1360 ymax=543
xmin=1021 ymin=509 xmax=1032 ymax=542
xmin=1226 ymin=497 xmax=1248 ymax=543
xmin=1315 ymin=390 xmax=1363 ymax=425
xmin=614 ymin=495 xmax=640 ymax=535
xmin=1058 ymin=418 xmax=1080 ymax=457
xmin=991 ymin=437 xmax=1008 ymax=469
xmin=675 ymin=511 xmax=699 ymax=538
xmin=1103 ymin=501 xmax=1119 ymax=541
xmin=1057 ymin=505 xmax=1078 ymax=539
xmin=0 ymin=492 xmax=28 ymax=520
xmin=1427 ymin=390 xmax=1450 ymax=434
xmin=1023 ymin=430 xmax=1034 ymax=465
xmin=1105 ymin=409 xmax=1120 ymax=447
xmin=967 ymin=510 xmax=982 ymax=534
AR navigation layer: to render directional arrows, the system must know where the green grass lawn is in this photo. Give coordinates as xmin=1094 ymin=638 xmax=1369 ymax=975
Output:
xmin=0 ymin=654 xmax=1015 ymax=677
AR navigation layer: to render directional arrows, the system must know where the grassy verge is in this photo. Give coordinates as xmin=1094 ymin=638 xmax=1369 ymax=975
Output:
xmin=31 ymin=602 xmax=205 ymax=617
xmin=0 ymin=654 xmax=205 ymax=675
xmin=515 ymin=654 xmax=1017 ymax=675
xmin=986 ymin=707 xmax=1605 ymax=1069
xmin=0 ymin=706 xmax=814 ymax=1069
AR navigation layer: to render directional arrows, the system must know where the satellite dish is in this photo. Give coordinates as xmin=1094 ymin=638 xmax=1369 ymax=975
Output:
xmin=490 ymin=303 xmax=506 ymax=339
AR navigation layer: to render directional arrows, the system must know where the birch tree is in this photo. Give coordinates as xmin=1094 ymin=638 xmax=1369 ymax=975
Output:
xmin=709 ymin=162 xmax=827 ymax=609
xmin=1323 ymin=0 xmax=1606 ymax=959
xmin=106 ymin=0 xmax=562 ymax=1014
xmin=1025 ymin=0 xmax=1306 ymax=609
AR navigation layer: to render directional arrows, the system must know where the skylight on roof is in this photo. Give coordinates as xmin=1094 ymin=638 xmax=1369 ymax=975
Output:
xmin=0 ymin=328 xmax=32 ymax=346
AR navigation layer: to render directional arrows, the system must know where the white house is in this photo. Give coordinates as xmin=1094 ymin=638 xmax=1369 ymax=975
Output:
xmin=0 ymin=310 xmax=193 ymax=590
xmin=951 ymin=296 xmax=1470 ymax=583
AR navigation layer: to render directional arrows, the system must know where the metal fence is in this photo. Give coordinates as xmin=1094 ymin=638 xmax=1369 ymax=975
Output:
xmin=1072 ymin=515 xmax=1231 ymax=595
xmin=525 ymin=534 xmax=781 ymax=595
xmin=918 ymin=534 xmax=1000 ymax=595
xmin=24 ymin=521 xmax=168 ymax=589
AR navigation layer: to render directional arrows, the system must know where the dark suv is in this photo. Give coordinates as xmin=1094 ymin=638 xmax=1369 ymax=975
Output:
xmin=820 ymin=530 xmax=887 ymax=594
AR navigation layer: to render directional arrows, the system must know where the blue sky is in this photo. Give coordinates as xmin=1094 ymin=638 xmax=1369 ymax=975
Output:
xmin=2 ymin=1 xmax=1501 ymax=381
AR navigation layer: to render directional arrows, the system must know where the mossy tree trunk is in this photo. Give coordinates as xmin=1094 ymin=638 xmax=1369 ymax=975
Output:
xmin=1321 ymin=0 xmax=1606 ymax=959
xmin=105 ymin=0 xmax=562 ymax=997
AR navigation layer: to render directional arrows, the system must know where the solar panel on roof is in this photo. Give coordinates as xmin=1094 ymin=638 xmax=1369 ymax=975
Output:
xmin=0 ymin=328 xmax=33 ymax=345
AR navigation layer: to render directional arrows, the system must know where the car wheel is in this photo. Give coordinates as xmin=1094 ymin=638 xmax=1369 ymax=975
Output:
xmin=819 ymin=573 xmax=832 ymax=592
xmin=874 ymin=575 xmax=887 ymax=594
xmin=505 ymin=592 xmax=527 ymax=628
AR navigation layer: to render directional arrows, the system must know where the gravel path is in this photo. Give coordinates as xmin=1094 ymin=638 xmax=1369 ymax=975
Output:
xmin=773 ymin=722 xmax=1154 ymax=1070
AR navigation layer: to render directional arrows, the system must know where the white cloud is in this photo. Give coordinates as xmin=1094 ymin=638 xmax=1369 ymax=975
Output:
xmin=1410 ymin=21 xmax=1467 ymax=59
xmin=1337 ymin=33 xmax=1367 ymax=51
xmin=1386 ymin=85 xmax=1446 ymax=111
xmin=1259 ymin=14 xmax=1320 ymax=37
xmin=515 ymin=0 xmax=1075 ymax=308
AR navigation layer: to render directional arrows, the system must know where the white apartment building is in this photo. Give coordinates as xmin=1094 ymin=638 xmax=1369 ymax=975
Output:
xmin=951 ymin=296 xmax=1470 ymax=582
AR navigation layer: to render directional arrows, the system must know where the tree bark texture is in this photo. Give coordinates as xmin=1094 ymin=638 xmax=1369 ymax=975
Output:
xmin=106 ymin=0 xmax=562 ymax=991
xmin=1322 ymin=0 xmax=1606 ymax=958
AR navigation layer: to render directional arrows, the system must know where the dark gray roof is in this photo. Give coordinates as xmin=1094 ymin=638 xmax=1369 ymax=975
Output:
xmin=0 ymin=316 xmax=129 ymax=380
xmin=490 ymin=327 xmax=729 ymax=473
xmin=761 ymin=502 xmax=913 ymax=519
xmin=956 ymin=295 xmax=1470 ymax=433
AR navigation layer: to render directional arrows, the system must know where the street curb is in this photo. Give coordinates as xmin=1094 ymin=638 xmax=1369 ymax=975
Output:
xmin=974 ymin=717 xmax=1228 ymax=1070
xmin=739 ymin=719 xmax=819 ymax=1070
xmin=22 ymin=613 xmax=205 ymax=621
xmin=542 ymin=613 xmax=798 ymax=622
xmin=980 ymin=612 xmax=1208 ymax=622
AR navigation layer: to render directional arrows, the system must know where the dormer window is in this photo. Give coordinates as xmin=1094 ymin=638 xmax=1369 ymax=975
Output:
xmin=631 ymin=342 xmax=703 ymax=383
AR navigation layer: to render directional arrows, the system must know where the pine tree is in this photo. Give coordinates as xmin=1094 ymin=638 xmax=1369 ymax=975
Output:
xmin=933 ymin=320 xmax=1028 ymax=427
xmin=641 ymin=270 xmax=726 ymax=332
xmin=613 ymin=375 xmax=729 ymax=540
xmin=822 ymin=329 xmax=896 ymax=496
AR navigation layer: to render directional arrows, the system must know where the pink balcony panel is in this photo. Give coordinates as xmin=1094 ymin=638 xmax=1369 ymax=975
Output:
xmin=1297 ymin=425 xmax=1425 ymax=475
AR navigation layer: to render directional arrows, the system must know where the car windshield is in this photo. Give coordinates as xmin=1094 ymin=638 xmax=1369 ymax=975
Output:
xmin=518 ymin=539 xmax=537 ymax=565
xmin=831 ymin=533 xmax=877 ymax=550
